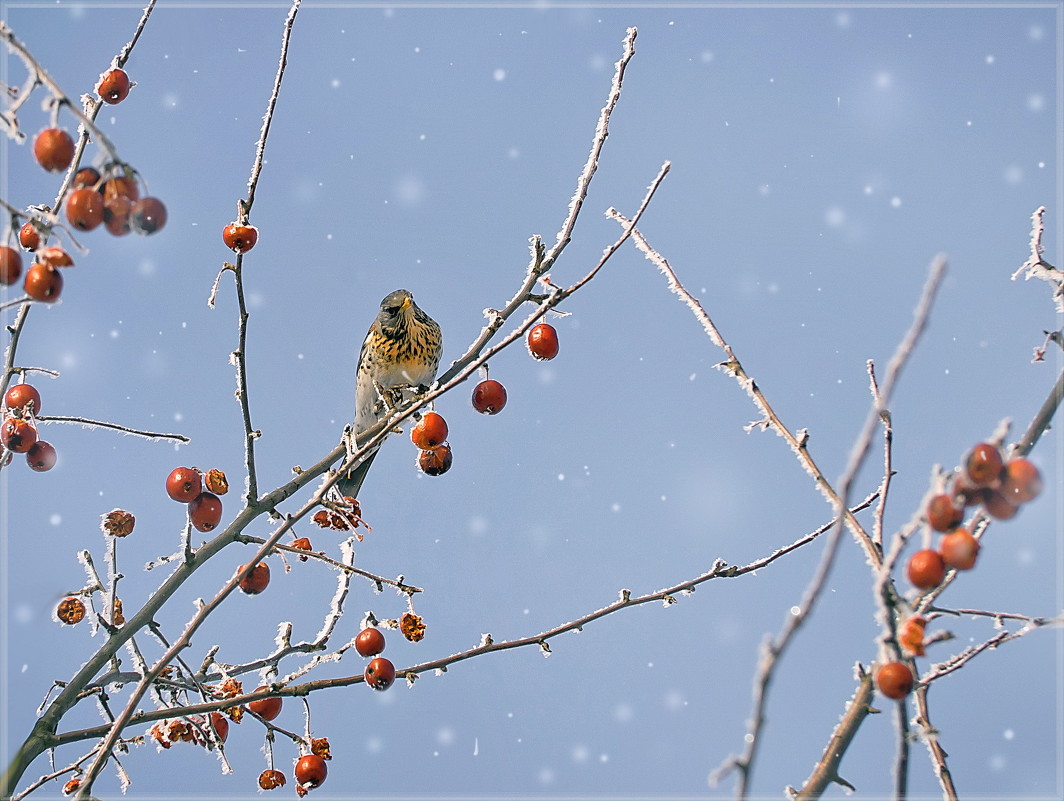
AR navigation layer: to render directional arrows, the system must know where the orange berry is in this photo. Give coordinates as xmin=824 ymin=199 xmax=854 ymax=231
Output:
xmin=926 ymin=493 xmax=962 ymax=532
xmin=939 ymin=528 xmax=979 ymax=570
xmin=471 ymin=379 xmax=507 ymax=415
xmin=23 ymin=263 xmax=63 ymax=302
xmin=26 ymin=440 xmax=57 ymax=471
xmin=964 ymin=442 xmax=1003 ymax=488
xmin=411 ymin=411 xmax=448 ymax=449
xmin=0 ymin=246 xmax=23 ymax=285
xmin=355 ymin=627 xmax=386 ymax=658
xmin=188 ymin=491 xmax=223 ymax=532
xmin=208 ymin=711 xmax=229 ymax=743
xmin=1001 ymin=458 xmax=1042 ymax=504
xmin=222 ymin=223 xmax=258 ymax=253
xmin=418 ymin=442 xmax=452 ymax=476
xmin=527 ymin=322 xmax=560 ymax=360
xmin=294 ymin=754 xmax=327 ymax=789
xmin=364 ymin=656 xmax=396 ymax=691
xmin=982 ymin=488 xmax=1019 ymax=520
xmin=248 ymin=687 xmax=282 ymax=721
xmin=237 ymin=562 xmax=270 ymax=595
xmin=166 ymin=466 xmax=202 ymax=502
xmin=907 ymin=549 xmax=946 ymax=589
xmin=65 ymin=187 xmax=105 ymax=231
xmin=130 ymin=197 xmax=167 ymax=234
xmin=898 ymin=616 xmax=927 ymax=657
xmin=291 ymin=537 xmax=313 ymax=561
xmin=3 ymin=383 xmax=40 ymax=414
xmin=33 ymin=128 xmax=75 ymax=172
xmin=102 ymin=175 xmax=139 ymax=202
xmin=18 ymin=222 xmax=41 ymax=251
xmin=36 ymin=247 xmax=73 ymax=267
xmin=1 ymin=417 xmax=37 ymax=453
xmin=103 ymin=195 xmax=132 ymax=236
xmin=72 ymin=167 xmax=101 ymax=189
xmin=875 ymin=661 xmax=915 ymax=699
xmin=96 ymin=68 xmax=131 ymax=104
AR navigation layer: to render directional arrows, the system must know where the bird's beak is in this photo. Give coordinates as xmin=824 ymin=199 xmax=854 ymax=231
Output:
xmin=400 ymin=296 xmax=412 ymax=311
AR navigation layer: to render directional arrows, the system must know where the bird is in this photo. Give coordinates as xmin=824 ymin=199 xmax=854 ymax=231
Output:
xmin=334 ymin=289 xmax=443 ymax=500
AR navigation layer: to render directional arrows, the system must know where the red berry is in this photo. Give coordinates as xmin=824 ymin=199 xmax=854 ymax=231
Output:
xmin=18 ymin=222 xmax=41 ymax=252
xmin=411 ymin=411 xmax=448 ymax=449
xmin=1001 ymin=458 xmax=1042 ymax=504
xmin=102 ymin=175 xmax=139 ymax=202
xmin=527 ymin=322 xmax=560 ymax=360
xmin=939 ymin=528 xmax=979 ymax=570
xmin=96 ymin=68 xmax=131 ymax=104
xmin=907 ymin=549 xmax=946 ymax=589
xmin=26 ymin=440 xmax=57 ymax=471
xmin=4 ymin=383 xmax=41 ymax=414
xmin=238 ymin=562 xmax=270 ymax=595
xmin=33 ymin=128 xmax=75 ymax=172
xmin=355 ymin=627 xmax=386 ymax=657
xmin=209 ymin=711 xmax=229 ymax=743
xmin=364 ymin=656 xmax=396 ymax=690
xmin=925 ymin=493 xmax=962 ymax=532
xmin=188 ymin=492 xmax=223 ymax=532
xmin=1 ymin=418 xmax=38 ymax=453
xmin=166 ymin=466 xmax=202 ymax=502
xmin=418 ymin=442 xmax=452 ymax=476
xmin=130 ymin=197 xmax=167 ymax=234
xmin=258 ymin=769 xmax=286 ymax=790
xmin=103 ymin=195 xmax=133 ymax=236
xmin=65 ymin=187 xmax=105 ymax=231
xmin=294 ymin=754 xmax=328 ymax=788
xmin=875 ymin=661 xmax=915 ymax=699
xmin=72 ymin=167 xmax=101 ymax=190
xmin=248 ymin=687 xmax=282 ymax=721
xmin=0 ymin=246 xmax=23 ymax=285
xmin=471 ymin=379 xmax=507 ymax=415
xmin=964 ymin=442 xmax=1003 ymax=488
xmin=23 ymin=263 xmax=63 ymax=302
xmin=222 ymin=223 xmax=258 ymax=254
xmin=982 ymin=488 xmax=1020 ymax=520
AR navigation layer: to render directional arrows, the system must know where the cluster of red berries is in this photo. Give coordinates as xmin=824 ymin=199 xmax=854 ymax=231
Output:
xmin=411 ymin=411 xmax=452 ymax=476
xmin=908 ymin=443 xmax=1042 ymax=591
xmin=166 ymin=466 xmax=228 ymax=533
xmin=356 ymin=626 xmax=396 ymax=691
xmin=1 ymin=382 xmax=56 ymax=472
xmin=1 ymin=241 xmax=73 ymax=302
xmin=875 ymin=442 xmax=1044 ymax=702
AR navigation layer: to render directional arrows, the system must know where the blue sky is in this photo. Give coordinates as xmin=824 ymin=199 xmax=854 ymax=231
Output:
xmin=2 ymin=3 xmax=1061 ymax=799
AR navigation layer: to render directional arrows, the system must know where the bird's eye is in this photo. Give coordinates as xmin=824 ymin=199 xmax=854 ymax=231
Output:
xmin=384 ymin=305 xmax=401 ymax=315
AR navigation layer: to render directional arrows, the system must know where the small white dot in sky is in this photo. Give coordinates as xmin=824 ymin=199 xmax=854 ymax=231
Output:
xmin=109 ymin=329 xmax=119 ymax=339
xmin=824 ymin=206 xmax=845 ymax=227
xmin=330 ymin=78 xmax=340 ymax=88
xmin=557 ymin=473 xmax=565 ymax=481
xmin=1004 ymin=165 xmax=1023 ymax=185
xmin=50 ymin=514 xmax=61 ymax=526
xmin=174 ymin=412 xmax=183 ymax=422
xmin=835 ymin=11 xmax=850 ymax=27
xmin=414 ymin=46 xmax=420 ymax=53
xmin=790 ymin=605 xmax=801 ymax=616
xmin=493 ymin=68 xmax=506 ymax=81
xmin=874 ymin=71 xmax=893 ymax=90
xmin=1029 ymin=24 xmax=1045 ymax=41
xmin=1027 ymin=94 xmax=1045 ymax=112
xmin=297 ymin=353 xmax=304 ymax=360
xmin=1003 ymin=728 xmax=1015 ymax=740
xmin=419 ymin=133 xmax=426 ymax=141
xmin=571 ymin=744 xmax=589 ymax=763
xmin=700 ymin=50 xmax=714 ymax=63
xmin=508 ymin=146 xmax=520 ymax=159
xmin=986 ymin=54 xmax=995 ymax=65
xmin=1038 ymin=161 xmax=1046 ymax=169
xmin=890 ymin=196 xmax=902 ymax=208
xmin=610 ymin=503 xmax=621 ymax=512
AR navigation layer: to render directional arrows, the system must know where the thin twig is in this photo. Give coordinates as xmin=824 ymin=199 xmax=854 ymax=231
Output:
xmin=34 ymin=415 xmax=189 ymax=443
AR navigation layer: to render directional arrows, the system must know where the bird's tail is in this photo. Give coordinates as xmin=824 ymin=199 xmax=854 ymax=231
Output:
xmin=334 ymin=449 xmax=379 ymax=501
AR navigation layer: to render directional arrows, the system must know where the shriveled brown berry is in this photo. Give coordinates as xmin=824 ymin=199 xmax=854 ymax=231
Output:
xmin=56 ymin=596 xmax=86 ymax=625
xmin=96 ymin=68 xmax=131 ymax=104
xmin=411 ymin=411 xmax=448 ymax=449
xmin=4 ymin=383 xmax=41 ymax=414
xmin=101 ymin=509 xmax=136 ymax=537
xmin=418 ymin=442 xmax=452 ymax=476
xmin=400 ymin=611 xmax=426 ymax=642
xmin=222 ymin=222 xmax=258 ymax=254
xmin=310 ymin=737 xmax=331 ymax=760
xmin=65 ymin=187 xmax=105 ymax=231
xmin=130 ymin=197 xmax=167 ymax=234
xmin=62 ymin=777 xmax=81 ymax=796
xmin=33 ymin=128 xmax=75 ymax=172
xmin=204 ymin=468 xmax=229 ymax=495
xmin=0 ymin=245 xmax=22 ymax=285
xmin=238 ymin=562 xmax=270 ymax=595
xmin=291 ymin=537 xmax=313 ymax=561
xmin=939 ymin=528 xmax=979 ymax=570
xmin=925 ymin=493 xmax=962 ymax=532
xmin=26 ymin=440 xmax=57 ymax=471
xmin=1001 ymin=458 xmax=1042 ymax=504
xmin=258 ymin=769 xmax=287 ymax=790
xmin=23 ymin=263 xmax=63 ymax=302
xmin=875 ymin=661 xmax=915 ymax=699
xmin=907 ymin=549 xmax=946 ymax=589
xmin=1 ymin=417 xmax=38 ymax=453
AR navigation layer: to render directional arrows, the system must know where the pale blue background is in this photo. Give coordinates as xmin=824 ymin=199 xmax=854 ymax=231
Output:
xmin=2 ymin=2 xmax=1061 ymax=799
